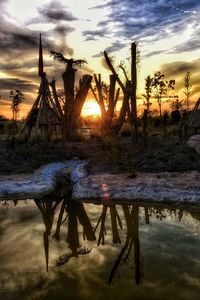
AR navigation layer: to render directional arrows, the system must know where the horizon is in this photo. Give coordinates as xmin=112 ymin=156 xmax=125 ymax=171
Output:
xmin=0 ymin=0 xmax=200 ymax=119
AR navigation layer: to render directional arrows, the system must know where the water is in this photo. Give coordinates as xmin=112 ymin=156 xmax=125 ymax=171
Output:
xmin=0 ymin=199 xmax=200 ymax=300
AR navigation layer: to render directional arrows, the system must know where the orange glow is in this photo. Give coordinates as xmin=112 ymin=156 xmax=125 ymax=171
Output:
xmin=81 ymin=99 xmax=101 ymax=117
xmin=81 ymin=100 xmax=101 ymax=117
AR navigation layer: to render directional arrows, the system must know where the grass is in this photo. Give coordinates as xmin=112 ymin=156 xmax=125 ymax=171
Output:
xmin=0 ymin=130 xmax=199 ymax=175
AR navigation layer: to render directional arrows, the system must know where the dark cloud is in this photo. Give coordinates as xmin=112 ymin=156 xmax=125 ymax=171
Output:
xmin=107 ymin=41 xmax=126 ymax=53
xmin=27 ymin=1 xmax=78 ymax=25
xmin=82 ymin=29 xmax=107 ymax=38
xmin=92 ymin=41 xmax=126 ymax=58
xmin=159 ymin=59 xmax=200 ymax=78
xmin=158 ymin=58 xmax=200 ymax=98
xmin=84 ymin=36 xmax=98 ymax=41
xmin=0 ymin=58 xmax=52 ymax=71
xmin=54 ymin=24 xmax=75 ymax=35
xmin=0 ymin=20 xmax=55 ymax=60
xmin=0 ymin=13 xmax=69 ymax=80
xmin=0 ymin=78 xmax=38 ymax=93
xmin=53 ymin=24 xmax=75 ymax=55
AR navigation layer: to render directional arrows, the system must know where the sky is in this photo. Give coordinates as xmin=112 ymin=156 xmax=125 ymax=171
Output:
xmin=0 ymin=0 xmax=200 ymax=118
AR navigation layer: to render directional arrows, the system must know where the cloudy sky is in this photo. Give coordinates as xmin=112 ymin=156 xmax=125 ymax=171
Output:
xmin=0 ymin=0 xmax=200 ymax=118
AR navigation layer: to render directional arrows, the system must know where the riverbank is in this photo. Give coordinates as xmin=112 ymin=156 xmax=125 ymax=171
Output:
xmin=73 ymin=171 xmax=200 ymax=207
xmin=0 ymin=159 xmax=200 ymax=207
xmin=0 ymin=160 xmax=86 ymax=200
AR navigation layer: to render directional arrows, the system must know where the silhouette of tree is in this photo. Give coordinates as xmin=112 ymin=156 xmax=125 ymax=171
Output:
xmin=91 ymin=74 xmax=120 ymax=135
xmin=103 ymin=42 xmax=138 ymax=141
xmin=10 ymin=90 xmax=24 ymax=138
xmin=50 ymin=50 xmax=92 ymax=140
xmin=151 ymin=72 xmax=175 ymax=119
xmin=109 ymin=206 xmax=141 ymax=285
xmin=170 ymin=95 xmax=183 ymax=125
xmin=50 ymin=50 xmax=86 ymax=68
xmin=143 ymin=75 xmax=153 ymax=113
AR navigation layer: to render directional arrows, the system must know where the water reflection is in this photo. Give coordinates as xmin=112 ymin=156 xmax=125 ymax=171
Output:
xmin=35 ymin=199 xmax=96 ymax=271
xmin=29 ymin=198 xmax=200 ymax=286
xmin=0 ymin=198 xmax=200 ymax=296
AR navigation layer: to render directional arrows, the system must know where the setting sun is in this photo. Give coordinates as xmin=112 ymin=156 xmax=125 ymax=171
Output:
xmin=81 ymin=100 xmax=101 ymax=117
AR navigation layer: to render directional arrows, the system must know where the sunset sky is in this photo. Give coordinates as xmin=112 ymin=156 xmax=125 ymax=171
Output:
xmin=0 ymin=0 xmax=200 ymax=118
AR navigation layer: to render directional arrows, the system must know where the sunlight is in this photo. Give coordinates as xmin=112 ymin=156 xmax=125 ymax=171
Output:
xmin=81 ymin=100 xmax=101 ymax=117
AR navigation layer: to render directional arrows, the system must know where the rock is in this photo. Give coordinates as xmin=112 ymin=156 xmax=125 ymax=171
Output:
xmin=72 ymin=171 xmax=200 ymax=207
xmin=0 ymin=160 xmax=86 ymax=200
xmin=187 ymin=135 xmax=200 ymax=154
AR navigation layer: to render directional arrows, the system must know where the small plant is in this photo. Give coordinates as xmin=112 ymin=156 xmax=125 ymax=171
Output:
xmin=10 ymin=90 xmax=24 ymax=139
xmin=183 ymin=70 xmax=192 ymax=111
xmin=151 ymin=72 xmax=175 ymax=119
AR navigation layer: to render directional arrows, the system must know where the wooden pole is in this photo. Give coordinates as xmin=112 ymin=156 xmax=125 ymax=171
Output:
xmin=62 ymin=67 xmax=76 ymax=140
xmin=131 ymin=43 xmax=138 ymax=142
xmin=38 ymin=34 xmax=44 ymax=77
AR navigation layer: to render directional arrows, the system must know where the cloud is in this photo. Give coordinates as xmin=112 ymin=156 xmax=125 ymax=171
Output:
xmin=92 ymin=52 xmax=104 ymax=58
xmin=143 ymin=50 xmax=165 ymax=58
xmin=54 ymin=24 xmax=75 ymax=35
xmin=0 ymin=16 xmax=55 ymax=60
xmin=0 ymin=78 xmax=38 ymax=93
xmin=82 ymin=29 xmax=107 ymax=38
xmin=158 ymin=58 xmax=200 ymax=98
xmin=107 ymin=41 xmax=126 ymax=53
xmin=26 ymin=1 xmax=78 ymax=25
xmin=84 ymin=36 xmax=98 ymax=42
xmin=52 ymin=24 xmax=75 ymax=55
xmin=86 ymin=0 xmax=200 ymax=51
xmin=159 ymin=59 xmax=200 ymax=78
xmin=0 ymin=9 xmax=73 ymax=82
xmin=92 ymin=41 xmax=126 ymax=59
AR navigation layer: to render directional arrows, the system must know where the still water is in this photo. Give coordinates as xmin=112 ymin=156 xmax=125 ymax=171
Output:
xmin=0 ymin=199 xmax=200 ymax=300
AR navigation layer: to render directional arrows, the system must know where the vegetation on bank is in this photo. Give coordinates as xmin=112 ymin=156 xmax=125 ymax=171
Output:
xmin=0 ymin=129 xmax=199 ymax=175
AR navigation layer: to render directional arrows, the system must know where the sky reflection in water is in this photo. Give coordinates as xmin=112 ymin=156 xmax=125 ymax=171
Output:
xmin=0 ymin=199 xmax=200 ymax=300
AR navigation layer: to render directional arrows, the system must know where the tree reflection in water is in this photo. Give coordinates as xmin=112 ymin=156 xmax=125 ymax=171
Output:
xmin=35 ymin=200 xmax=62 ymax=271
xmin=31 ymin=198 xmax=200 ymax=285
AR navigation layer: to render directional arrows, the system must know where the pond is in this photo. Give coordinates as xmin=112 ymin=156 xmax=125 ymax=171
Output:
xmin=0 ymin=198 xmax=200 ymax=300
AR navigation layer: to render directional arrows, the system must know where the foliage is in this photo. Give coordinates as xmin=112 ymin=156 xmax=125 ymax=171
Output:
xmin=10 ymin=90 xmax=25 ymax=137
xmin=10 ymin=90 xmax=24 ymax=119
xmin=151 ymin=72 xmax=175 ymax=118
xmin=169 ymin=95 xmax=183 ymax=111
xmin=49 ymin=50 xmax=86 ymax=68
xmin=169 ymin=95 xmax=183 ymax=125
xmin=183 ymin=70 xmax=192 ymax=111
xmin=142 ymin=75 xmax=153 ymax=112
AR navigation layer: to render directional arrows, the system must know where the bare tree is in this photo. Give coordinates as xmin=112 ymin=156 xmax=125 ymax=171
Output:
xmin=50 ymin=50 xmax=92 ymax=140
xmin=103 ymin=42 xmax=138 ymax=140
xmin=91 ymin=74 xmax=120 ymax=135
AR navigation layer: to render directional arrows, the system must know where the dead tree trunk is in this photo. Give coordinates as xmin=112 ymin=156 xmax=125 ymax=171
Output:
xmin=49 ymin=51 xmax=92 ymax=141
xmin=103 ymin=43 xmax=138 ymax=141
xmin=103 ymin=50 xmax=136 ymax=136
xmin=91 ymin=73 xmax=120 ymax=135
xmin=62 ymin=67 xmax=92 ymax=140
xmin=95 ymin=51 xmax=131 ymax=135
xmin=131 ymin=43 xmax=138 ymax=142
